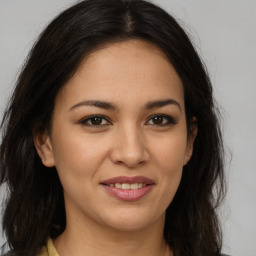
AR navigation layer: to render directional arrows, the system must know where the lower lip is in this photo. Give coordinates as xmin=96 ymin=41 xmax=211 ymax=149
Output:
xmin=101 ymin=185 xmax=154 ymax=201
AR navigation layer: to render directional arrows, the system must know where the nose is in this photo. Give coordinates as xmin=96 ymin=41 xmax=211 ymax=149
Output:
xmin=109 ymin=124 xmax=150 ymax=168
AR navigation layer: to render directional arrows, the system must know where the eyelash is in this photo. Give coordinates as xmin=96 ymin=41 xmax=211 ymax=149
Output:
xmin=79 ymin=114 xmax=177 ymax=128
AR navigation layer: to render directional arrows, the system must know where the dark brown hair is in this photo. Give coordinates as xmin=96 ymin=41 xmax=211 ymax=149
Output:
xmin=0 ymin=0 xmax=225 ymax=255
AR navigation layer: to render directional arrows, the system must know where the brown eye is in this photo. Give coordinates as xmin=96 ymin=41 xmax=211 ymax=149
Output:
xmin=146 ymin=114 xmax=177 ymax=126
xmin=152 ymin=116 xmax=165 ymax=125
xmin=90 ymin=117 xmax=104 ymax=125
xmin=80 ymin=115 xmax=110 ymax=127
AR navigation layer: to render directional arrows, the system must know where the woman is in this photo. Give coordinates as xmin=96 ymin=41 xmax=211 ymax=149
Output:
xmin=0 ymin=0 xmax=227 ymax=255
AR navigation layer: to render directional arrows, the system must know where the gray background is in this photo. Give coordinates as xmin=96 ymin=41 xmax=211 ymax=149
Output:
xmin=0 ymin=1 xmax=255 ymax=255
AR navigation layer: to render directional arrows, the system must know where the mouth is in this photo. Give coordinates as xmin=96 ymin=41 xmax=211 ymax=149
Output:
xmin=100 ymin=175 xmax=155 ymax=188
xmin=102 ymin=182 xmax=148 ymax=190
xmin=100 ymin=176 xmax=155 ymax=201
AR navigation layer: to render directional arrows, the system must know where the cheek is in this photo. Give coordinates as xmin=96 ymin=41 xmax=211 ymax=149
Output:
xmin=152 ymin=130 xmax=188 ymax=170
xmin=150 ymin=131 xmax=187 ymax=205
xmin=51 ymin=133 xmax=110 ymax=211
xmin=51 ymin=130 xmax=110 ymax=183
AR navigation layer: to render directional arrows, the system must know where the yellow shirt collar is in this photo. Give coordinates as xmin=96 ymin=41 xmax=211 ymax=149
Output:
xmin=38 ymin=239 xmax=59 ymax=256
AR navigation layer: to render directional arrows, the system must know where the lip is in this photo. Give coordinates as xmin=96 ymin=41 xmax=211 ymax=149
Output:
xmin=100 ymin=176 xmax=155 ymax=201
xmin=100 ymin=176 xmax=155 ymax=185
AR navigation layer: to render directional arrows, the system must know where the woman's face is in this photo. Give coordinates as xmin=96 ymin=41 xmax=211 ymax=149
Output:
xmin=35 ymin=39 xmax=196 ymax=232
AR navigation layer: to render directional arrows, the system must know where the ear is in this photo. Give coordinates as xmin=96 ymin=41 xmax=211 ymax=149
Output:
xmin=184 ymin=117 xmax=198 ymax=166
xmin=33 ymin=131 xmax=55 ymax=167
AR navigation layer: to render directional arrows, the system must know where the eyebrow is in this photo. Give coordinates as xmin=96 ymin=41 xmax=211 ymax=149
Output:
xmin=145 ymin=99 xmax=181 ymax=111
xmin=69 ymin=100 xmax=116 ymax=111
xmin=69 ymin=99 xmax=181 ymax=111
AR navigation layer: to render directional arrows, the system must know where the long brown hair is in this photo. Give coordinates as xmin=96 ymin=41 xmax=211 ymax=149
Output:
xmin=0 ymin=0 xmax=226 ymax=255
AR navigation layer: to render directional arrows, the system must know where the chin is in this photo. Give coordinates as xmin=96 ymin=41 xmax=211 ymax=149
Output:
xmin=100 ymin=208 xmax=164 ymax=232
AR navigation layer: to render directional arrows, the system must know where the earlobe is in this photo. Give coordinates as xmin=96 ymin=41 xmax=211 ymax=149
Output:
xmin=184 ymin=117 xmax=198 ymax=166
xmin=33 ymin=131 xmax=55 ymax=167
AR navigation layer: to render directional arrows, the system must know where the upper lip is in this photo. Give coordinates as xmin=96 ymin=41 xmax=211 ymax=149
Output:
xmin=100 ymin=176 xmax=155 ymax=185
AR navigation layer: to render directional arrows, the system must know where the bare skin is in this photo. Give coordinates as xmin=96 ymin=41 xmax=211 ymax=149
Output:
xmin=35 ymin=39 xmax=197 ymax=256
xmin=54 ymin=215 xmax=172 ymax=256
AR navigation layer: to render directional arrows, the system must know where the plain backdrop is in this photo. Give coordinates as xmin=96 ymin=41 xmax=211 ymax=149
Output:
xmin=0 ymin=1 xmax=256 ymax=255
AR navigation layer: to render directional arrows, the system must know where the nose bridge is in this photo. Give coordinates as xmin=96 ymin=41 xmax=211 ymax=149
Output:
xmin=110 ymin=122 xmax=149 ymax=167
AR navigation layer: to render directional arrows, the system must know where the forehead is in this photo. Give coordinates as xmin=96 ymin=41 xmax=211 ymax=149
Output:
xmin=77 ymin=39 xmax=178 ymax=82
xmin=57 ymin=39 xmax=184 ymax=110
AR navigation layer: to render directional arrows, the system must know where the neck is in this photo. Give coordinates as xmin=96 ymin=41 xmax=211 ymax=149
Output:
xmin=54 ymin=212 xmax=172 ymax=256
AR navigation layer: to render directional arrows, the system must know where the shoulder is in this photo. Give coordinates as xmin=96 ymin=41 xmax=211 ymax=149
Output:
xmin=1 ymin=252 xmax=17 ymax=256
xmin=1 ymin=247 xmax=48 ymax=256
xmin=1 ymin=251 xmax=27 ymax=256
xmin=1 ymin=248 xmax=48 ymax=256
xmin=1 ymin=239 xmax=53 ymax=256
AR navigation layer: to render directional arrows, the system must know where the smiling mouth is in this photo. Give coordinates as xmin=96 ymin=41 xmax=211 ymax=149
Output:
xmin=100 ymin=175 xmax=155 ymax=188
xmin=100 ymin=176 xmax=155 ymax=201
xmin=102 ymin=183 xmax=148 ymax=190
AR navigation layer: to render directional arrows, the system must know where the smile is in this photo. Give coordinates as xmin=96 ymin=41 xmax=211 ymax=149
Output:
xmin=107 ymin=183 xmax=147 ymax=189
xmin=100 ymin=176 xmax=155 ymax=201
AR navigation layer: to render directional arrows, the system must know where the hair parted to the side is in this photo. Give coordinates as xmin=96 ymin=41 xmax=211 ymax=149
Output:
xmin=0 ymin=0 xmax=225 ymax=255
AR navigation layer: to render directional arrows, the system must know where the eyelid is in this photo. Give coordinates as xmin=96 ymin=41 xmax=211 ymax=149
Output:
xmin=79 ymin=114 xmax=177 ymax=128
xmin=79 ymin=115 xmax=111 ymax=126
xmin=146 ymin=114 xmax=177 ymax=126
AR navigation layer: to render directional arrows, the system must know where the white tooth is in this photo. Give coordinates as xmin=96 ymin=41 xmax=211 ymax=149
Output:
xmin=138 ymin=183 xmax=143 ymax=188
xmin=109 ymin=184 xmax=114 ymax=187
xmin=115 ymin=183 xmax=122 ymax=188
xmin=122 ymin=183 xmax=131 ymax=189
xmin=130 ymin=183 xmax=139 ymax=190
